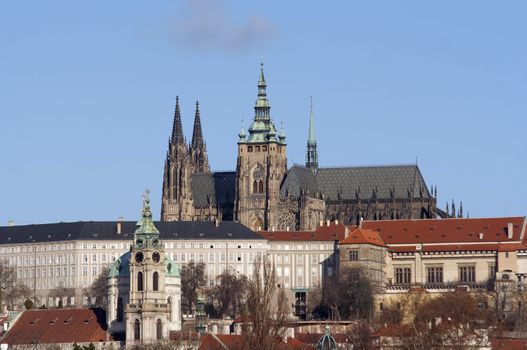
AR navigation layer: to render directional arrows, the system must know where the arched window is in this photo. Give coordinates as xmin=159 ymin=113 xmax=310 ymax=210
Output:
xmin=167 ymin=297 xmax=173 ymax=322
xmin=153 ymin=271 xmax=159 ymax=291
xmin=134 ymin=319 xmax=140 ymax=340
xmin=258 ymin=181 xmax=264 ymax=193
xmin=157 ymin=319 xmax=163 ymax=340
xmin=138 ymin=272 xmax=144 ymax=291
xmin=253 ymin=181 xmax=258 ymax=193
xmin=117 ymin=297 xmax=124 ymax=322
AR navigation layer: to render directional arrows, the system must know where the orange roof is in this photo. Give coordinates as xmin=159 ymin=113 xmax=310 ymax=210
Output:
xmin=198 ymin=334 xmax=311 ymax=350
xmin=340 ymin=228 xmax=386 ymax=247
xmin=490 ymin=338 xmax=527 ymax=350
xmin=1 ymin=308 xmax=108 ymax=344
xmin=259 ymin=223 xmax=347 ymax=241
xmin=361 ymin=217 xmax=525 ymax=246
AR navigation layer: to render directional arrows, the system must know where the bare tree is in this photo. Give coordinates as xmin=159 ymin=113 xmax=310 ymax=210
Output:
xmin=313 ymin=267 xmax=374 ymax=321
xmin=83 ymin=267 xmax=109 ymax=309
xmin=207 ymin=267 xmax=248 ymax=319
xmin=241 ymin=254 xmax=290 ymax=350
xmin=386 ymin=292 xmax=491 ymax=350
xmin=180 ymin=261 xmax=206 ymax=314
xmin=0 ymin=259 xmax=15 ymax=311
xmin=4 ymin=283 xmax=31 ymax=310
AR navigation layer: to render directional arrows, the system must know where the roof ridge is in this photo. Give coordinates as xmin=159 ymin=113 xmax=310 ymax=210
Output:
xmin=212 ymin=169 xmax=236 ymax=173
xmin=319 ymin=163 xmax=416 ymax=169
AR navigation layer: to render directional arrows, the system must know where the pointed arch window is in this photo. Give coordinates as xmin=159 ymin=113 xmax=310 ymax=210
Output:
xmin=138 ymin=272 xmax=144 ymax=291
xmin=157 ymin=319 xmax=163 ymax=340
xmin=134 ymin=319 xmax=140 ymax=340
xmin=252 ymin=164 xmax=264 ymax=194
xmin=153 ymin=271 xmax=159 ymax=291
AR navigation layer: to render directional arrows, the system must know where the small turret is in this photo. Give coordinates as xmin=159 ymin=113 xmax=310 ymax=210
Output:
xmin=238 ymin=119 xmax=247 ymax=142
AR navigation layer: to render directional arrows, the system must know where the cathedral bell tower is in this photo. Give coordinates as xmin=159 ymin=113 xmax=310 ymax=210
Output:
xmin=234 ymin=63 xmax=288 ymax=231
xmin=126 ymin=190 xmax=173 ymax=342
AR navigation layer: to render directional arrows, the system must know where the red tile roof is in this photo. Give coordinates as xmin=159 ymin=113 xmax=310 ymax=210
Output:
xmin=1 ymin=308 xmax=108 ymax=344
xmin=198 ymin=334 xmax=311 ymax=350
xmin=490 ymin=338 xmax=527 ymax=350
xmin=340 ymin=228 xmax=386 ymax=247
xmin=259 ymin=223 xmax=347 ymax=241
xmin=339 ymin=217 xmax=527 ymax=253
xmin=362 ymin=217 xmax=525 ymax=245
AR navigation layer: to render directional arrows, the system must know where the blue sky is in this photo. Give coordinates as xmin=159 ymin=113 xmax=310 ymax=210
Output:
xmin=1 ymin=1 xmax=525 ymax=225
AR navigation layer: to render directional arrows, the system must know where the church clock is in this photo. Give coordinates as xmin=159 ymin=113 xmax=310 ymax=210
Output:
xmin=152 ymin=251 xmax=161 ymax=263
xmin=135 ymin=251 xmax=144 ymax=263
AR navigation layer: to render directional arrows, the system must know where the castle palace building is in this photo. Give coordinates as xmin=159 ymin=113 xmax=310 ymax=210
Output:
xmin=161 ymin=64 xmax=441 ymax=231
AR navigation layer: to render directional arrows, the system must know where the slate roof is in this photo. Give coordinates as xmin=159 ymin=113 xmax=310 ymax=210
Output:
xmin=280 ymin=164 xmax=431 ymax=201
xmin=280 ymin=165 xmax=319 ymax=197
xmin=1 ymin=308 xmax=108 ymax=344
xmin=0 ymin=220 xmax=264 ymax=245
xmin=316 ymin=164 xmax=431 ymax=201
xmin=191 ymin=171 xmax=236 ymax=206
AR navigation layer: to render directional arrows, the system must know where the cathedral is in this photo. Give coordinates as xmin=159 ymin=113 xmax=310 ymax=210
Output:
xmin=161 ymin=64 xmax=441 ymax=231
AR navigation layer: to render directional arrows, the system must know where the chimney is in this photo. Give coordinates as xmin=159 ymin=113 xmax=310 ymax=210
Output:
xmin=508 ymin=223 xmax=514 ymax=239
xmin=271 ymin=226 xmax=275 ymax=232
xmin=359 ymin=217 xmax=364 ymax=228
xmin=326 ymin=220 xmax=330 ymax=226
xmin=319 ymin=220 xmax=324 ymax=227
xmin=335 ymin=220 xmax=339 ymax=225
xmin=344 ymin=226 xmax=350 ymax=238
xmin=479 ymin=233 xmax=484 ymax=240
xmin=286 ymin=226 xmax=290 ymax=231
xmin=7 ymin=221 xmax=15 ymax=227
xmin=116 ymin=217 xmax=124 ymax=234
xmin=215 ymin=218 xmax=220 ymax=227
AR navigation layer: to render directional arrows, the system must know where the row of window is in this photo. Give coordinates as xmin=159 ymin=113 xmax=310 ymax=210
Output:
xmin=393 ymin=265 xmax=496 ymax=285
xmin=273 ymin=244 xmax=334 ymax=251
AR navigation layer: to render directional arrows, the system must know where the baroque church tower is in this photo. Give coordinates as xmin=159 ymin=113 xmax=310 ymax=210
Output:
xmin=161 ymin=97 xmax=210 ymax=221
xmin=234 ymin=63 xmax=288 ymax=231
xmin=126 ymin=192 xmax=180 ymax=341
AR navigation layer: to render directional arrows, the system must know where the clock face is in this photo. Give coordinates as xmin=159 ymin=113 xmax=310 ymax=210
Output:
xmin=152 ymin=251 xmax=161 ymax=263
xmin=135 ymin=251 xmax=144 ymax=263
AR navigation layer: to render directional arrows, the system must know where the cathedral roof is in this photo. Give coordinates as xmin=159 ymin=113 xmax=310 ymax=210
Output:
xmin=280 ymin=165 xmax=319 ymax=198
xmin=0 ymin=220 xmax=264 ymax=244
xmin=280 ymin=164 xmax=431 ymax=201
xmin=316 ymin=164 xmax=430 ymax=201
xmin=190 ymin=171 xmax=236 ymax=207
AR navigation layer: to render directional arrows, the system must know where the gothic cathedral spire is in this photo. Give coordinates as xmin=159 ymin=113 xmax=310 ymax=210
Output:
xmin=306 ymin=97 xmax=318 ymax=171
xmin=171 ymin=96 xmax=185 ymax=145
xmin=190 ymin=101 xmax=210 ymax=173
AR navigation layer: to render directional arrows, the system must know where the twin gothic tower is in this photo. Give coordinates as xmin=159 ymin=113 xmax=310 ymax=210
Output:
xmin=161 ymin=63 xmax=290 ymax=230
xmin=161 ymin=63 xmax=439 ymax=231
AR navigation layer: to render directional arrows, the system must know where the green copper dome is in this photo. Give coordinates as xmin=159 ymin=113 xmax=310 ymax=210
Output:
xmin=316 ymin=326 xmax=337 ymax=350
